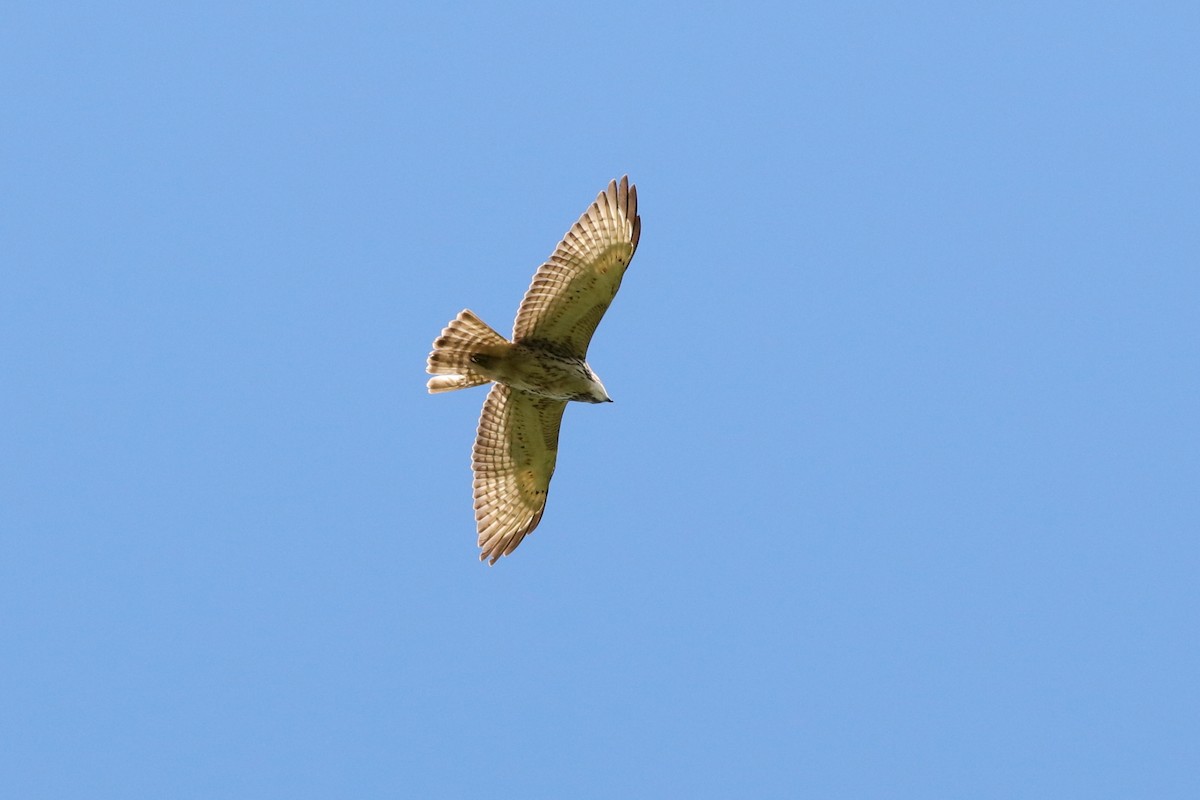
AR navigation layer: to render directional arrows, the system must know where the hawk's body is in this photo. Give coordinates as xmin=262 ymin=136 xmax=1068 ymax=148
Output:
xmin=426 ymin=176 xmax=640 ymax=563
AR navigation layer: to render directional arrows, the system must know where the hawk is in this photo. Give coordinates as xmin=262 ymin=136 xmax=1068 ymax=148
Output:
xmin=426 ymin=176 xmax=641 ymax=564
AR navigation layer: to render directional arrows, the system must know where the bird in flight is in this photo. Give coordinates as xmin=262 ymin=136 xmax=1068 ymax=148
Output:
xmin=426 ymin=176 xmax=641 ymax=564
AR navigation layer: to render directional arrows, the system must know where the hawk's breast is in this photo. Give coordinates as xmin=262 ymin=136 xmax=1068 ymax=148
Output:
xmin=488 ymin=344 xmax=597 ymax=402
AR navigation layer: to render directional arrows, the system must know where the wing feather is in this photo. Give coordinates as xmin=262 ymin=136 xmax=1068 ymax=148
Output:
xmin=471 ymin=384 xmax=567 ymax=564
xmin=512 ymin=176 xmax=640 ymax=359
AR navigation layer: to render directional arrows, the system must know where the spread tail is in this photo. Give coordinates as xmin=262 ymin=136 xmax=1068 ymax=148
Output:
xmin=426 ymin=310 xmax=509 ymax=394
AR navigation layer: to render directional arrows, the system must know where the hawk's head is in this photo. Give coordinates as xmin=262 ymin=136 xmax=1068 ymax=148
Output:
xmin=577 ymin=372 xmax=612 ymax=404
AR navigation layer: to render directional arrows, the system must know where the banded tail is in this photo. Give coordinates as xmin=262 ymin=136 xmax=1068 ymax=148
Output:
xmin=426 ymin=309 xmax=510 ymax=393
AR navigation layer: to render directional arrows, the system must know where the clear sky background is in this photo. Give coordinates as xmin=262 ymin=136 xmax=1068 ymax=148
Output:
xmin=3 ymin=2 xmax=1197 ymax=798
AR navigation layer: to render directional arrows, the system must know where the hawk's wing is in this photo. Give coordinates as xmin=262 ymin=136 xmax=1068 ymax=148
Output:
xmin=472 ymin=383 xmax=568 ymax=564
xmin=511 ymin=176 xmax=640 ymax=359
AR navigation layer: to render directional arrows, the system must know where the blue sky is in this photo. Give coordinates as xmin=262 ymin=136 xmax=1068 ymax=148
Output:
xmin=2 ymin=2 xmax=1197 ymax=797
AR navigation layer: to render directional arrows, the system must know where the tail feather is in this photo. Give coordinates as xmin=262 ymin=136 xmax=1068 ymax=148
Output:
xmin=427 ymin=374 xmax=489 ymax=394
xmin=426 ymin=310 xmax=509 ymax=394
